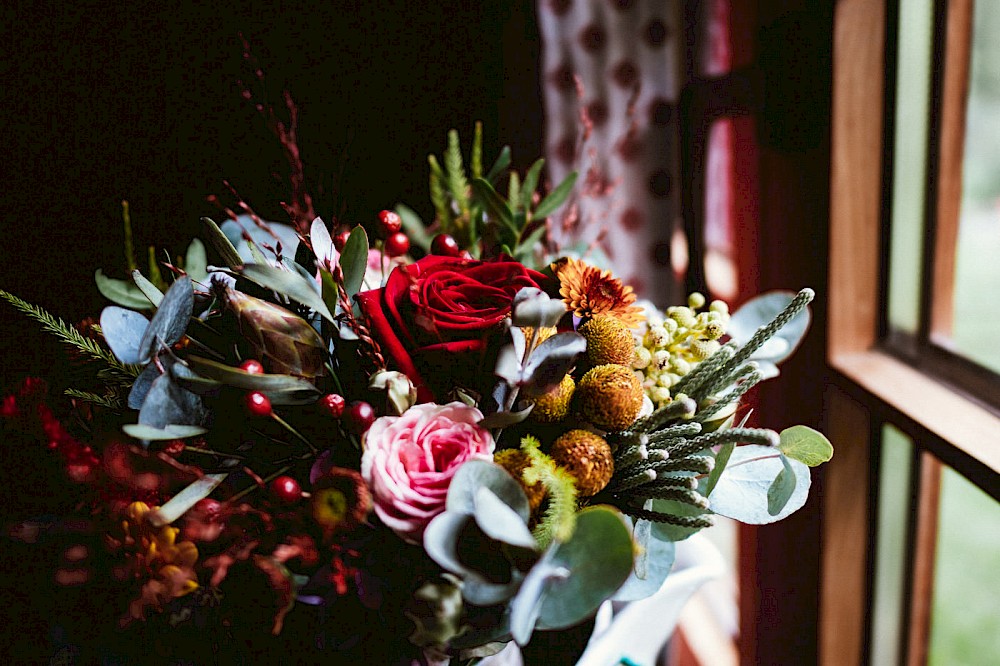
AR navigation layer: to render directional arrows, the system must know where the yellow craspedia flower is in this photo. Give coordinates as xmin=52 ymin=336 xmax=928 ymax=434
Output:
xmin=575 ymin=364 xmax=644 ymax=431
xmin=526 ymin=374 xmax=575 ymax=423
xmin=579 ymin=315 xmax=636 ymax=367
xmin=550 ymin=429 xmax=614 ymax=497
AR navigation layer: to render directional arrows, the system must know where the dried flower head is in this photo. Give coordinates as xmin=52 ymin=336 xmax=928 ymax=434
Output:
xmin=551 ymin=258 xmax=644 ymax=327
xmin=550 ymin=429 xmax=614 ymax=497
xmin=575 ymin=364 xmax=645 ymax=431
xmin=579 ymin=315 xmax=636 ymax=366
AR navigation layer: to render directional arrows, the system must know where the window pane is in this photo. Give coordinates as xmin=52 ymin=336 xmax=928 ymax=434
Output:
xmin=887 ymin=0 xmax=934 ymax=334
xmin=927 ymin=465 xmax=1000 ymax=664
xmin=870 ymin=425 xmax=914 ymax=666
xmin=947 ymin=1 xmax=1000 ymax=371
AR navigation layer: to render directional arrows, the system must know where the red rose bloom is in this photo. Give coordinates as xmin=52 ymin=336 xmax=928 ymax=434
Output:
xmin=356 ymin=255 xmax=546 ymax=401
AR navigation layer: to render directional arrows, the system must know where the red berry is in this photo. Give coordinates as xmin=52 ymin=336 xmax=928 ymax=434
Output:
xmin=319 ymin=393 xmax=346 ymax=418
xmin=270 ymin=475 xmax=302 ymax=503
xmin=430 ymin=233 xmax=461 ymax=257
xmin=334 ymin=230 xmax=352 ymax=251
xmin=245 ymin=391 xmax=272 ymax=417
xmin=240 ymin=359 xmax=264 ymax=374
xmin=194 ymin=498 xmax=222 ymax=519
xmin=345 ymin=401 xmax=375 ymax=435
xmin=378 ymin=209 xmax=402 ymax=234
xmin=384 ymin=232 xmax=410 ymax=257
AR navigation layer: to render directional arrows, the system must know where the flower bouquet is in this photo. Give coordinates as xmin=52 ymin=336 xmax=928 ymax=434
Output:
xmin=1 ymin=123 xmax=831 ymax=664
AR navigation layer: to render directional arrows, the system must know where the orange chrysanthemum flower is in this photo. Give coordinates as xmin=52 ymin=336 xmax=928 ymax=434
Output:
xmin=551 ymin=258 xmax=644 ymax=327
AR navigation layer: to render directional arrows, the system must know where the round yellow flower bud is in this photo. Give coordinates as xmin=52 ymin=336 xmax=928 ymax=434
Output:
xmin=575 ymin=364 xmax=644 ymax=431
xmin=579 ymin=315 xmax=636 ymax=367
xmin=550 ymin=429 xmax=615 ymax=497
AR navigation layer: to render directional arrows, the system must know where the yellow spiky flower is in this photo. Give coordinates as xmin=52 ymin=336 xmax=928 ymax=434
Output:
xmin=526 ymin=374 xmax=575 ymax=423
xmin=550 ymin=429 xmax=614 ymax=497
xmin=575 ymin=364 xmax=644 ymax=431
xmin=579 ymin=315 xmax=636 ymax=367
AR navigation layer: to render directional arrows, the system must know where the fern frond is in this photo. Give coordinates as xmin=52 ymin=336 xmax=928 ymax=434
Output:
xmin=0 ymin=290 xmax=141 ymax=381
xmin=471 ymin=121 xmax=483 ymax=180
xmin=64 ymin=388 xmax=125 ymax=410
xmin=428 ymin=154 xmax=451 ymax=227
xmin=520 ymin=436 xmax=578 ymax=549
xmin=445 ymin=130 xmax=470 ymax=216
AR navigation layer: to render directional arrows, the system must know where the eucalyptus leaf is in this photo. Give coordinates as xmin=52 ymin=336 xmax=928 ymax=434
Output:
xmin=339 ymin=226 xmax=370 ymax=299
xmin=519 ymin=332 xmax=586 ymax=394
xmin=767 ymin=454 xmax=798 ymax=516
xmin=96 ymin=270 xmax=152 ymax=310
xmin=704 ymin=441 xmax=736 ymax=497
xmin=310 ymin=217 xmax=336 ymax=269
xmin=99 ymin=306 xmax=149 ymax=365
xmin=445 ymin=460 xmax=530 ymax=522
xmin=236 ymin=264 xmax=334 ymax=324
xmin=423 ymin=512 xmax=475 ymax=576
xmin=131 ymin=270 xmax=164 ymax=307
xmin=184 ymin=355 xmax=320 ymax=405
xmin=510 ymin=550 xmax=559 ymax=645
xmin=148 ymin=473 xmax=227 ymax=527
xmin=220 ymin=217 xmax=300 ymax=265
xmin=474 ymin=487 xmax=537 ymax=549
xmin=707 ymin=444 xmax=811 ymax=524
xmin=532 ymin=171 xmax=578 ymax=220
xmin=477 ymin=404 xmax=534 ymax=429
xmin=728 ymin=291 xmax=812 ymax=365
xmin=137 ymin=369 xmax=205 ymax=432
xmin=184 ymin=238 xmax=208 ymax=283
xmin=122 ymin=423 xmax=208 ymax=441
xmin=649 ymin=498 xmax=714 ymax=542
xmin=613 ymin=518 xmax=676 ymax=602
xmin=778 ymin=425 xmax=834 ymax=467
xmin=535 ymin=506 xmax=634 ymax=630
xmin=511 ymin=288 xmax=567 ymax=329
xmin=201 ymin=217 xmax=243 ymax=268
xmin=137 ymin=275 xmax=193 ymax=364
xmin=128 ymin=361 xmax=162 ymax=409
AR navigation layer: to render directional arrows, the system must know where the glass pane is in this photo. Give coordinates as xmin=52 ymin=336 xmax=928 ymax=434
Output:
xmin=870 ymin=425 xmax=914 ymax=666
xmin=927 ymin=465 xmax=1000 ymax=664
xmin=949 ymin=1 xmax=1000 ymax=371
xmin=887 ymin=0 xmax=934 ymax=334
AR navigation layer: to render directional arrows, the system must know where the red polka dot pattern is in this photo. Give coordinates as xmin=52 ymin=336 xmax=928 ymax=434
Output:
xmin=651 ymin=242 xmax=672 ymax=266
xmin=579 ymin=24 xmax=606 ymax=52
xmin=612 ymin=60 xmax=639 ymax=88
xmin=645 ymin=19 xmax=668 ymax=47
xmin=649 ymin=169 xmax=672 ymax=197
xmin=620 ymin=207 xmax=643 ymax=231
xmin=554 ymin=136 xmax=577 ymax=164
xmin=549 ymin=0 xmax=572 ymax=16
xmin=608 ymin=0 xmax=635 ymax=10
xmin=551 ymin=64 xmax=576 ymax=92
xmin=615 ymin=133 xmax=641 ymax=161
xmin=649 ymin=98 xmax=673 ymax=125
xmin=586 ymin=100 xmax=609 ymax=127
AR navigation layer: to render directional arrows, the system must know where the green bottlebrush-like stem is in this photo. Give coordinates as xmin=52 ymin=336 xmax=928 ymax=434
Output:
xmin=661 ymin=427 xmax=779 ymax=460
xmin=696 ymin=362 xmax=763 ymax=408
xmin=630 ymin=394 xmax=697 ymax=433
xmin=606 ymin=469 xmax=657 ymax=493
xmin=623 ymin=507 xmax=714 ymax=529
xmin=646 ymin=422 xmax=703 ymax=445
xmin=613 ymin=442 xmax=649 ymax=468
xmin=702 ymin=289 xmax=814 ymax=398
xmin=669 ymin=341 xmax=737 ymax=398
xmin=625 ymin=487 xmax=709 ymax=509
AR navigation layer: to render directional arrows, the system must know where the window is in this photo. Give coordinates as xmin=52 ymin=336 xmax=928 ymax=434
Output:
xmin=824 ymin=1 xmax=1000 ymax=665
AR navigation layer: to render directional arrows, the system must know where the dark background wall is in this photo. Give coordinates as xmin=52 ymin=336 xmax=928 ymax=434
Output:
xmin=0 ymin=0 xmax=542 ymax=384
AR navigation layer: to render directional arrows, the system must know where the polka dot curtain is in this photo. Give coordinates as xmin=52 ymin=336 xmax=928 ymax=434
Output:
xmin=538 ymin=0 xmax=684 ymax=306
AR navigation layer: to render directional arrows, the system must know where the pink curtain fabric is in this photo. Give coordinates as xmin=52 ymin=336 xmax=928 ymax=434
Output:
xmin=538 ymin=0 xmax=684 ymax=306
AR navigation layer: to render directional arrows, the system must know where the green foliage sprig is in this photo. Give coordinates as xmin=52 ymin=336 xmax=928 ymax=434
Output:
xmin=0 ymin=289 xmax=141 ymax=384
xmin=520 ymin=436 xmax=578 ymax=549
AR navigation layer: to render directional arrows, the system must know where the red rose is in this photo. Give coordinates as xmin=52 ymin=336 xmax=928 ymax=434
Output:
xmin=356 ymin=255 xmax=546 ymax=401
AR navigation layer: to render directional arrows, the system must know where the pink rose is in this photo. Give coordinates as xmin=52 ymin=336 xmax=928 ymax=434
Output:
xmin=360 ymin=402 xmax=494 ymax=543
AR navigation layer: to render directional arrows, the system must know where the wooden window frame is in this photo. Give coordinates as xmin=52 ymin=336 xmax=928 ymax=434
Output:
xmin=823 ymin=1 xmax=1000 ymax=665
